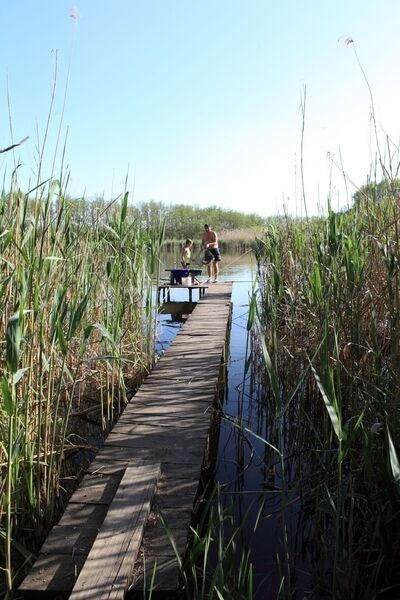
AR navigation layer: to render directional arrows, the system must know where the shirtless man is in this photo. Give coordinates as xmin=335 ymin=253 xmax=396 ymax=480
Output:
xmin=201 ymin=224 xmax=222 ymax=283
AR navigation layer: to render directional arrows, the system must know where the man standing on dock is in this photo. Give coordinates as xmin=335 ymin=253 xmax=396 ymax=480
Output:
xmin=201 ymin=224 xmax=222 ymax=283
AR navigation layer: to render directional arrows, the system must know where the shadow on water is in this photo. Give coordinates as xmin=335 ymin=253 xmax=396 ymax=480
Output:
xmin=156 ymin=301 xmax=196 ymax=358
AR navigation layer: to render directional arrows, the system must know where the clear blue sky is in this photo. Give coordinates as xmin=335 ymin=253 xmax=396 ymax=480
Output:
xmin=1 ymin=1 xmax=400 ymax=216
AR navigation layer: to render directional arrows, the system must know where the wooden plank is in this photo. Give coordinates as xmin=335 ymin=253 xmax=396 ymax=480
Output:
xmin=129 ymin=389 xmax=216 ymax=404
xmin=118 ymin=409 xmax=210 ymax=424
xmin=129 ymin=554 xmax=179 ymax=593
xmin=68 ymin=473 xmax=122 ymax=505
xmin=151 ymin=351 xmax=224 ymax=364
xmin=149 ymin=355 xmax=223 ymax=367
xmin=88 ymin=460 xmax=202 ymax=482
xmin=70 ymin=460 xmax=160 ymax=600
xmin=141 ymin=359 xmax=223 ymax=374
xmin=135 ymin=369 xmax=221 ymax=385
xmin=110 ymin=421 xmax=209 ymax=437
xmin=40 ymin=524 xmax=100 ymax=555
xmin=114 ymin=414 xmax=208 ymax=429
xmin=160 ymin=462 xmax=204 ymax=481
xmin=142 ymin=526 xmax=188 ymax=556
xmin=87 ymin=447 xmax=205 ymax=476
xmin=18 ymin=554 xmax=86 ymax=593
xmin=124 ymin=399 xmax=213 ymax=413
xmin=127 ymin=387 xmax=211 ymax=403
xmin=105 ymin=430 xmax=208 ymax=450
xmin=153 ymin=479 xmax=200 ymax=510
xmin=56 ymin=503 xmax=109 ymax=529
xmin=146 ymin=507 xmax=193 ymax=530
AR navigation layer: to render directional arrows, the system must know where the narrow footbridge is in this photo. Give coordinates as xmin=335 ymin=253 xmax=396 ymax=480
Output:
xmin=19 ymin=282 xmax=233 ymax=599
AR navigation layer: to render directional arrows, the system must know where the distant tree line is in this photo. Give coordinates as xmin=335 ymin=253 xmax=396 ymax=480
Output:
xmin=148 ymin=201 xmax=266 ymax=240
xmin=50 ymin=196 xmax=266 ymax=241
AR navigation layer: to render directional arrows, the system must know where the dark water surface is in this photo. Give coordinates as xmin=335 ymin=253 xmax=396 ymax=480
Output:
xmin=156 ymin=249 xmax=299 ymax=599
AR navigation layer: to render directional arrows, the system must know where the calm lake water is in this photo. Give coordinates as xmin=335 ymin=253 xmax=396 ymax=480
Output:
xmin=156 ymin=248 xmax=298 ymax=599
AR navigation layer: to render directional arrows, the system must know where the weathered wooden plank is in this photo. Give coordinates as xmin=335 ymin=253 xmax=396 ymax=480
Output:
xmin=166 ymin=342 xmax=226 ymax=352
xmin=129 ymin=389 xmax=217 ymax=404
xmin=129 ymin=554 xmax=179 ymax=594
xmin=133 ymin=370 xmax=221 ymax=386
xmin=68 ymin=473 xmax=122 ymax=505
xmin=106 ymin=422 xmax=208 ymax=444
xmin=142 ymin=526 xmax=188 ymax=556
xmin=110 ymin=420 xmax=209 ymax=437
xmin=139 ymin=362 xmax=222 ymax=377
xmin=105 ymin=430 xmax=207 ymax=450
xmin=18 ymin=554 xmax=86 ymax=592
xmin=153 ymin=479 xmax=200 ymax=510
xmin=154 ymin=354 xmax=224 ymax=365
xmin=129 ymin=391 xmax=216 ymax=404
xmin=118 ymin=409 xmax=209 ymax=424
xmin=138 ymin=366 xmax=219 ymax=378
xmin=122 ymin=403 xmax=212 ymax=416
xmin=123 ymin=400 xmax=209 ymax=414
xmin=181 ymin=317 xmax=230 ymax=326
xmin=87 ymin=460 xmax=203 ymax=482
xmin=69 ymin=461 xmax=160 ymax=600
xmin=160 ymin=462 xmax=204 ymax=481
xmin=140 ymin=366 xmax=220 ymax=379
xmin=113 ymin=414 xmax=208 ymax=429
xmin=182 ymin=310 xmax=231 ymax=320
xmin=146 ymin=507 xmax=193 ymax=530
xmin=161 ymin=335 xmax=226 ymax=345
xmin=39 ymin=525 xmax=100 ymax=555
xmin=87 ymin=446 xmax=205 ymax=474
xmin=56 ymin=503 xmax=109 ymax=529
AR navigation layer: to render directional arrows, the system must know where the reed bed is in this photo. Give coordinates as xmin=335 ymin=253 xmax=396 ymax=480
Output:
xmin=254 ymin=186 xmax=400 ymax=598
xmin=0 ymin=183 xmax=163 ymax=593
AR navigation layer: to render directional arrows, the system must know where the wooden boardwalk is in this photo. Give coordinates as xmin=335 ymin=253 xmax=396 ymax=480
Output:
xmin=19 ymin=282 xmax=233 ymax=599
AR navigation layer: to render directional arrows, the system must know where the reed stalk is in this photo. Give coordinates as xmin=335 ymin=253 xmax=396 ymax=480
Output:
xmin=0 ymin=179 xmax=163 ymax=592
xmin=254 ymin=182 xmax=400 ymax=597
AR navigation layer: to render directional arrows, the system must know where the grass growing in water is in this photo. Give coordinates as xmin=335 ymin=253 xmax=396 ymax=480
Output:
xmin=254 ymin=187 xmax=400 ymax=598
xmin=151 ymin=485 xmax=259 ymax=600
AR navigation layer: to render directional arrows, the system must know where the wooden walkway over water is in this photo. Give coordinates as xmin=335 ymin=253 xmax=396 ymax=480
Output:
xmin=19 ymin=282 xmax=233 ymax=599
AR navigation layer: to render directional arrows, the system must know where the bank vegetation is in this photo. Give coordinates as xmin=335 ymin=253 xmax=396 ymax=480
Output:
xmin=254 ymin=179 xmax=400 ymax=598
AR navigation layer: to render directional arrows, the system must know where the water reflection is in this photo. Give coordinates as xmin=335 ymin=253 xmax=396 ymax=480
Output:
xmin=156 ymin=301 xmax=196 ymax=357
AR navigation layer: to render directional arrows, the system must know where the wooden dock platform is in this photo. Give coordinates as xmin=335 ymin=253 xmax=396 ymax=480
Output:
xmin=18 ymin=282 xmax=233 ymax=599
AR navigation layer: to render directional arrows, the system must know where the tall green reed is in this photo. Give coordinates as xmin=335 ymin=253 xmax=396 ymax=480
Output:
xmin=254 ymin=189 xmax=400 ymax=597
xmin=0 ymin=180 xmax=163 ymax=592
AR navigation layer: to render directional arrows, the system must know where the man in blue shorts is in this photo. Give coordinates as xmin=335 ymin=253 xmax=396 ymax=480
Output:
xmin=201 ymin=224 xmax=222 ymax=283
